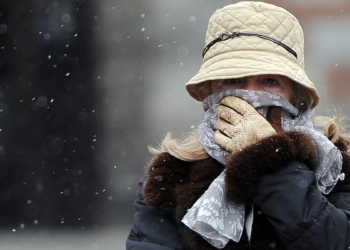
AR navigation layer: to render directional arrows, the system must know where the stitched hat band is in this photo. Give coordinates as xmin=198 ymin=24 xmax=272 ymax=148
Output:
xmin=202 ymin=31 xmax=298 ymax=59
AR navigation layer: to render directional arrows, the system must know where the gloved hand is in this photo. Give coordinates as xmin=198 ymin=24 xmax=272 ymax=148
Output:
xmin=214 ymin=96 xmax=277 ymax=153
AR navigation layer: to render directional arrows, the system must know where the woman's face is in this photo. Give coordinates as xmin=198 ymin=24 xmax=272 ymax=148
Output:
xmin=199 ymin=74 xmax=294 ymax=101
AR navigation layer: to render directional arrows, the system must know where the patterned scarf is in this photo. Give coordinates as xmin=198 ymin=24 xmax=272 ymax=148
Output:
xmin=182 ymin=89 xmax=344 ymax=248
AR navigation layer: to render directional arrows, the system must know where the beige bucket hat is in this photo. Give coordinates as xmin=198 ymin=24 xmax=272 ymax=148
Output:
xmin=186 ymin=1 xmax=320 ymax=107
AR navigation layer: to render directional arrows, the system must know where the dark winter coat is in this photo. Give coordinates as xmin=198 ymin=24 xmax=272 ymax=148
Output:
xmin=126 ymin=131 xmax=350 ymax=249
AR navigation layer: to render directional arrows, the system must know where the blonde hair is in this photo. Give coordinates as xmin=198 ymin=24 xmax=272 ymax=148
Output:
xmin=148 ymin=131 xmax=209 ymax=161
xmin=313 ymin=113 xmax=350 ymax=144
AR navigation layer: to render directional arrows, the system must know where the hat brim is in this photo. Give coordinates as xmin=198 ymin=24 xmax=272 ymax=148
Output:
xmin=186 ymin=50 xmax=319 ymax=107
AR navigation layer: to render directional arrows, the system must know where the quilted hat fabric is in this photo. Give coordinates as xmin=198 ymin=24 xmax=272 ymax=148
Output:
xmin=186 ymin=1 xmax=320 ymax=107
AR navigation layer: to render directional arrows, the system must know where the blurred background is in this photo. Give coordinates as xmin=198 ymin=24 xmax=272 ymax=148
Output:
xmin=1 ymin=0 xmax=350 ymax=249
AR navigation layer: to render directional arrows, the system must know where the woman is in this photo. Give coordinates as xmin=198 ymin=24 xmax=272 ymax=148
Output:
xmin=126 ymin=2 xmax=350 ymax=249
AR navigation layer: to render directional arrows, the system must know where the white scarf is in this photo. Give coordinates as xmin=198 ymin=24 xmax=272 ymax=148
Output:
xmin=181 ymin=89 xmax=344 ymax=248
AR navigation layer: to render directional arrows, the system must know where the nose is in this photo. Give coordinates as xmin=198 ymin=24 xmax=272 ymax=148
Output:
xmin=242 ymin=76 xmax=260 ymax=90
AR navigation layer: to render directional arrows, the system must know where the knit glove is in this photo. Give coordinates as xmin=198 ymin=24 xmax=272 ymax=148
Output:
xmin=214 ymin=96 xmax=277 ymax=153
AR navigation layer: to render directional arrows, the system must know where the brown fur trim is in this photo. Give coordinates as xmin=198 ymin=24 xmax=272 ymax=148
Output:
xmin=341 ymin=151 xmax=350 ymax=172
xmin=225 ymin=131 xmax=318 ymax=204
xmin=142 ymin=153 xmax=190 ymax=217
xmin=334 ymin=136 xmax=350 ymax=152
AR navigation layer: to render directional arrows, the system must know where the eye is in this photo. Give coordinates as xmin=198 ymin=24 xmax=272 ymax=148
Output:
xmin=222 ymin=78 xmax=243 ymax=85
xmin=263 ymin=78 xmax=279 ymax=86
